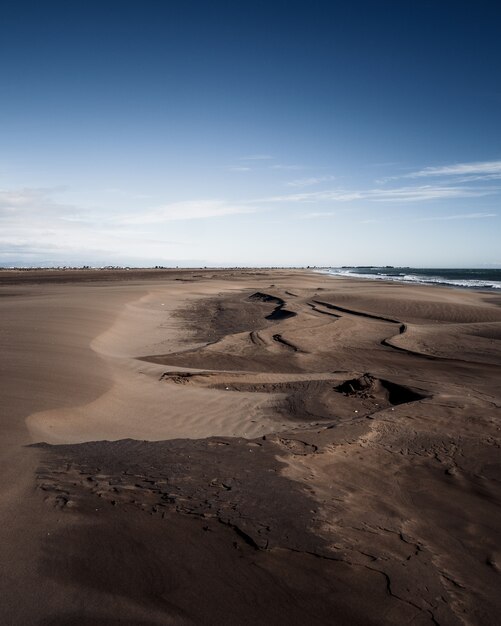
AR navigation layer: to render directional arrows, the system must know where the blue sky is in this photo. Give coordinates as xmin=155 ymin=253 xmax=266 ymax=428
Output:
xmin=1 ymin=1 xmax=500 ymax=267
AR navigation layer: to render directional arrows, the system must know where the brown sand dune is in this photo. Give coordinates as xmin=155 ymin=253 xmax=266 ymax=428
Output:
xmin=386 ymin=321 xmax=501 ymax=364
xmin=0 ymin=269 xmax=500 ymax=624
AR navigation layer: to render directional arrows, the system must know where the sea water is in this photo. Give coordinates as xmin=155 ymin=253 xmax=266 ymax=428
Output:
xmin=322 ymin=267 xmax=501 ymax=290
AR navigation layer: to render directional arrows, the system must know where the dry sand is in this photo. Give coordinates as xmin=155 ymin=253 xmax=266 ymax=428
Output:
xmin=0 ymin=268 xmax=500 ymax=625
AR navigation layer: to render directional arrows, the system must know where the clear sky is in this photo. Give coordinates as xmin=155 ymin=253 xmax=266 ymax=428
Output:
xmin=1 ymin=0 xmax=500 ymax=267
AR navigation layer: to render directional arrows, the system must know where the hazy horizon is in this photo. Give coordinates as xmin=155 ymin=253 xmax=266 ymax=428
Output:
xmin=1 ymin=1 xmax=500 ymax=267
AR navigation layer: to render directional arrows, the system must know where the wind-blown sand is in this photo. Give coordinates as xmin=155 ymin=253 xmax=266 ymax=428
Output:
xmin=0 ymin=268 xmax=500 ymax=625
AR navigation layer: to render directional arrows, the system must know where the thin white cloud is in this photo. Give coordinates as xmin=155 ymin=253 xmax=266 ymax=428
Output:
xmin=0 ymin=188 xmax=257 ymax=264
xmin=297 ymin=211 xmax=337 ymax=219
xmin=296 ymin=211 xmax=498 ymax=224
xmin=0 ymin=187 xmax=65 ymax=213
xmin=286 ymin=175 xmax=336 ymax=188
xmin=229 ymin=166 xmax=252 ymax=172
xmin=376 ymin=160 xmax=501 ymax=184
xmin=116 ymin=200 xmax=257 ymax=224
xmin=270 ymin=164 xmax=304 ymax=171
xmin=367 ymin=186 xmax=494 ymax=202
xmin=453 ymin=174 xmax=501 ymax=183
xmin=416 ymin=212 xmax=497 ymax=222
xmin=260 ymin=185 xmax=496 ymax=203
xmin=407 ymin=160 xmax=501 ymax=178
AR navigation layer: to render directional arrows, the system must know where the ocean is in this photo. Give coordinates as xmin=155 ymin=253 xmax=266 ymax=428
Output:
xmin=322 ymin=267 xmax=501 ymax=290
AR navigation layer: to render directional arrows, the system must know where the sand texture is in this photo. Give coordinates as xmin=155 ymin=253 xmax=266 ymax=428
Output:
xmin=0 ymin=268 xmax=500 ymax=625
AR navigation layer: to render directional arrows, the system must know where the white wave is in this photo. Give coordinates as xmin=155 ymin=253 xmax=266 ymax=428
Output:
xmin=320 ymin=269 xmax=501 ymax=290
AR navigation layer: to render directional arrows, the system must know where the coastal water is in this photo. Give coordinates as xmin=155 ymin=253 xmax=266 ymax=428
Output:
xmin=323 ymin=267 xmax=501 ymax=290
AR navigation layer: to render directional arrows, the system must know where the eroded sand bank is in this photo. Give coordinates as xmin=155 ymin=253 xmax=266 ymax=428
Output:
xmin=1 ymin=269 xmax=500 ymax=625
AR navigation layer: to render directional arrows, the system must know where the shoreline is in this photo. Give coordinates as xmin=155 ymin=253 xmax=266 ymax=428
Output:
xmin=316 ymin=269 xmax=501 ymax=293
xmin=3 ymin=265 xmax=501 ymax=292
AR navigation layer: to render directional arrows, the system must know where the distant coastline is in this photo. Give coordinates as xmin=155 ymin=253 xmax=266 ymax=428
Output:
xmin=1 ymin=264 xmax=501 ymax=291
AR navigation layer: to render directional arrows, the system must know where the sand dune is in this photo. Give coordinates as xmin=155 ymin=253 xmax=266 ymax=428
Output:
xmin=0 ymin=269 xmax=500 ymax=624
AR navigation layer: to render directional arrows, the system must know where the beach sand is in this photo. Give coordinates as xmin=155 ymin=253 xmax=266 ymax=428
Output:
xmin=0 ymin=268 xmax=500 ymax=625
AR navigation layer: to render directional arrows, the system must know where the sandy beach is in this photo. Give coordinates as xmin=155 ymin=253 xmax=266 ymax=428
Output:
xmin=1 ymin=268 xmax=500 ymax=625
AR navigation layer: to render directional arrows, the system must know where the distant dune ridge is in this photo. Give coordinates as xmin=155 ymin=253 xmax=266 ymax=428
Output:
xmin=0 ymin=268 xmax=500 ymax=624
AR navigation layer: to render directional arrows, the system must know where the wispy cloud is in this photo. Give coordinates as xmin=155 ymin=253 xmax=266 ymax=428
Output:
xmin=286 ymin=175 xmax=336 ymax=188
xmin=0 ymin=188 xmax=259 ymax=264
xmin=407 ymin=160 xmax=501 ymax=178
xmin=416 ymin=212 xmax=497 ymax=222
xmin=0 ymin=188 xmax=147 ymax=260
xmin=0 ymin=187 xmax=83 ymax=221
xmin=294 ymin=211 xmax=498 ymax=225
xmin=260 ymin=185 xmax=497 ymax=204
xmin=367 ymin=186 xmax=495 ymax=202
xmin=116 ymin=200 xmax=257 ymax=224
xmin=296 ymin=211 xmax=338 ymax=219
xmin=453 ymin=174 xmax=501 ymax=183
xmin=378 ymin=160 xmax=501 ymax=184
xmin=270 ymin=164 xmax=304 ymax=171
xmin=229 ymin=166 xmax=252 ymax=172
